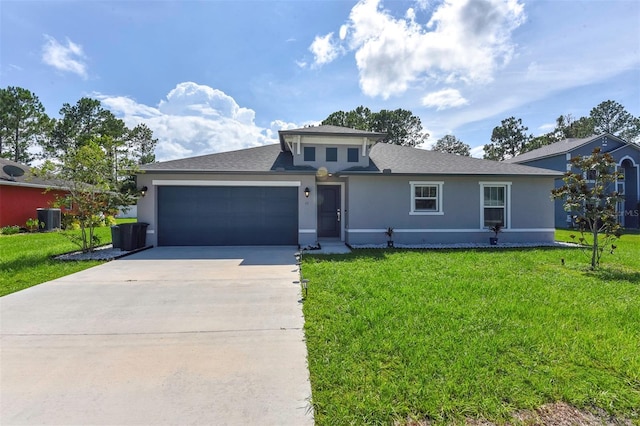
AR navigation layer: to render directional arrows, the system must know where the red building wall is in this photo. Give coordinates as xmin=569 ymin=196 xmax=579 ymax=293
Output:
xmin=0 ymin=185 xmax=69 ymax=228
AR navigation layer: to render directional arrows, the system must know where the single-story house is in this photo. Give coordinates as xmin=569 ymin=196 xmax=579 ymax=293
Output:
xmin=0 ymin=158 xmax=68 ymax=228
xmin=505 ymin=134 xmax=640 ymax=229
xmin=136 ymin=125 xmax=562 ymax=247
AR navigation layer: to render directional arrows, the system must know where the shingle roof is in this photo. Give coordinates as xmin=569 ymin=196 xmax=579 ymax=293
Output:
xmin=0 ymin=158 xmax=66 ymax=189
xmin=360 ymin=143 xmax=560 ymax=176
xmin=141 ymin=144 xmax=315 ymax=173
xmin=141 ymin=142 xmax=560 ymax=176
xmin=504 ymin=134 xmax=629 ymax=163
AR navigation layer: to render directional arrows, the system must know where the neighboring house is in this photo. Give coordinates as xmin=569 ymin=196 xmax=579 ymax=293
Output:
xmin=136 ymin=125 xmax=561 ymax=247
xmin=0 ymin=158 xmax=68 ymax=228
xmin=505 ymin=134 xmax=640 ymax=229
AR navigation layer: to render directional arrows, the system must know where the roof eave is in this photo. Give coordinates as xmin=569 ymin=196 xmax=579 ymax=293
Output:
xmin=510 ymin=133 xmax=628 ymax=164
xmin=0 ymin=180 xmax=69 ymax=190
xmin=138 ymin=169 xmax=318 ymax=175
xmin=280 ymin=130 xmax=386 ymax=138
xmin=338 ymin=170 xmax=562 ymax=177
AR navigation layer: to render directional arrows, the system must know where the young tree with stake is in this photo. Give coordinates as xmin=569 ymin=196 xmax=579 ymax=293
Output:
xmin=551 ymin=147 xmax=624 ymax=269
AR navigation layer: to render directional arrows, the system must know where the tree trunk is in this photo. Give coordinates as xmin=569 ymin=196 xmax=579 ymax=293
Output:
xmin=591 ymin=226 xmax=598 ymax=269
xmin=89 ymin=225 xmax=95 ymax=252
xmin=80 ymin=224 xmax=88 ymax=253
xmin=14 ymin=124 xmax=19 ymax=163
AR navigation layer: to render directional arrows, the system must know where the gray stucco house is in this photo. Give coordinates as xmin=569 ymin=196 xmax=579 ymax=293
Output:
xmin=505 ymin=134 xmax=640 ymax=229
xmin=136 ymin=125 xmax=561 ymax=247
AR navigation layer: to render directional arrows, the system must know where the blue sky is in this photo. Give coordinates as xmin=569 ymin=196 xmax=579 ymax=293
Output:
xmin=2 ymin=0 xmax=639 ymax=160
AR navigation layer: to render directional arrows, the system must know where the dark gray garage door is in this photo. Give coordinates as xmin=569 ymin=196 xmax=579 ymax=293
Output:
xmin=157 ymin=186 xmax=298 ymax=246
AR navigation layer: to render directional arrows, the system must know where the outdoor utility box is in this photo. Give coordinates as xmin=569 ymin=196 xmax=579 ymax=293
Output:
xmin=111 ymin=226 xmax=122 ymax=249
xmin=116 ymin=222 xmax=149 ymax=251
xmin=37 ymin=208 xmax=61 ymax=231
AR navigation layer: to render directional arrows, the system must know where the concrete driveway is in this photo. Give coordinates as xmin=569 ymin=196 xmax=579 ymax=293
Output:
xmin=0 ymin=246 xmax=313 ymax=425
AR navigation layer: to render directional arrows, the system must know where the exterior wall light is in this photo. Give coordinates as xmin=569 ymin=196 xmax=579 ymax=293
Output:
xmin=140 ymin=186 xmax=148 ymax=197
xmin=304 ymin=187 xmax=310 ymax=198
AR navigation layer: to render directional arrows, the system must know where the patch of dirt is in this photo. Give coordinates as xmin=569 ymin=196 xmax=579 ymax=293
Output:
xmin=512 ymin=402 xmax=633 ymax=426
xmin=397 ymin=402 xmax=634 ymax=425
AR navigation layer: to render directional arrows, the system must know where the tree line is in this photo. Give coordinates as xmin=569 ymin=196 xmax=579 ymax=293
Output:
xmin=3 ymin=87 xmax=636 ymax=168
xmin=483 ymin=100 xmax=640 ymax=161
xmin=321 ymin=101 xmax=639 ymax=159
xmin=320 ymin=105 xmax=472 ymax=155
xmin=0 ymin=86 xmax=158 ymax=252
xmin=0 ymin=86 xmax=157 ymax=168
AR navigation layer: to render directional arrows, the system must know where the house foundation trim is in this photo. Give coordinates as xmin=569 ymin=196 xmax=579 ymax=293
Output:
xmin=347 ymin=228 xmax=554 ymax=233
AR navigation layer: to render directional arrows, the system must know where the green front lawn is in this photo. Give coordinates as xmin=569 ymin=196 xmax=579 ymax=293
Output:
xmin=0 ymin=219 xmax=136 ymax=297
xmin=302 ymin=232 xmax=640 ymax=425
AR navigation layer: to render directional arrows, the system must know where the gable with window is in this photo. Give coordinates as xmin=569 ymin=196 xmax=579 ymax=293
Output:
xmin=480 ymin=182 xmax=511 ymax=228
xmin=410 ymin=181 xmax=444 ymax=215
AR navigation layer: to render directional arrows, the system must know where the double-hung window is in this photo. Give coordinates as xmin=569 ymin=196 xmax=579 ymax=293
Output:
xmin=410 ymin=181 xmax=444 ymax=215
xmin=480 ymin=182 xmax=511 ymax=228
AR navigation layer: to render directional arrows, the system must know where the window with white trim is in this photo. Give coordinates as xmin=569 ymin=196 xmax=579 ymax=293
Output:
xmin=410 ymin=181 xmax=443 ymax=215
xmin=480 ymin=182 xmax=511 ymax=228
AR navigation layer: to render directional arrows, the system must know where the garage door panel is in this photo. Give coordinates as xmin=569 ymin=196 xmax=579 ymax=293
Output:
xmin=158 ymin=186 xmax=298 ymax=246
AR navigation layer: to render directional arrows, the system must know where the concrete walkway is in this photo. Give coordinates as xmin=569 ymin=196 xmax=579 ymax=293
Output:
xmin=1 ymin=246 xmax=313 ymax=425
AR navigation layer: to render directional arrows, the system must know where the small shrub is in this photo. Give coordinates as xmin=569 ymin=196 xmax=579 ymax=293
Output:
xmin=61 ymin=213 xmax=80 ymax=230
xmin=104 ymin=215 xmax=117 ymax=227
xmin=90 ymin=215 xmax=105 ymax=227
xmin=66 ymin=221 xmax=80 ymax=230
xmin=1 ymin=225 xmax=21 ymax=235
xmin=25 ymin=218 xmax=44 ymax=232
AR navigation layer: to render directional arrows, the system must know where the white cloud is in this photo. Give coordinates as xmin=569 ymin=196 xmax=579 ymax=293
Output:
xmin=538 ymin=122 xmax=556 ymax=133
xmin=265 ymin=120 xmax=299 ymax=139
xmin=98 ymin=82 xmax=300 ymax=162
xmin=469 ymin=144 xmax=486 ymax=159
xmin=415 ymin=0 xmax=431 ymax=10
xmin=41 ymin=35 xmax=88 ymax=79
xmin=309 ymin=32 xmax=341 ymax=67
xmin=422 ymin=88 xmax=469 ymax=110
xmin=339 ymin=25 xmax=348 ymax=40
xmin=309 ymin=0 xmax=525 ymax=99
xmin=98 ymin=95 xmax=162 ymax=120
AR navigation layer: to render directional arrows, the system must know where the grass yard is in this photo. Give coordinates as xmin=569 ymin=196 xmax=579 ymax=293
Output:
xmin=302 ymin=232 xmax=640 ymax=425
xmin=0 ymin=219 xmax=136 ymax=297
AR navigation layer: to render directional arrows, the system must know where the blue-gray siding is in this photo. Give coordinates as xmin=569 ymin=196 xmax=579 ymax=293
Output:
xmin=344 ymin=175 xmax=556 ymax=245
xmin=516 ymin=138 xmax=640 ymax=228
